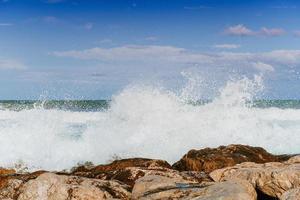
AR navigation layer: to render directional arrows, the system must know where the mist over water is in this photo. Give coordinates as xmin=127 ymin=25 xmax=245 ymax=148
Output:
xmin=0 ymin=74 xmax=300 ymax=171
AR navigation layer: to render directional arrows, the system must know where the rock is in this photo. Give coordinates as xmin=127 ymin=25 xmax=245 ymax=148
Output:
xmin=285 ymin=155 xmax=300 ymax=164
xmin=72 ymin=158 xmax=172 ymax=175
xmin=280 ymin=188 xmax=300 ymax=200
xmin=210 ymin=159 xmax=300 ymax=198
xmin=173 ymin=144 xmax=291 ymax=173
xmin=0 ymin=168 xmax=16 ymax=176
xmin=71 ymin=158 xmax=177 ymax=189
xmin=0 ymin=178 xmax=23 ymax=200
xmin=132 ymin=173 xmax=256 ymax=200
xmin=17 ymin=172 xmax=131 ymax=200
xmin=0 ymin=171 xmax=46 ymax=200
xmin=71 ymin=158 xmax=172 ymax=178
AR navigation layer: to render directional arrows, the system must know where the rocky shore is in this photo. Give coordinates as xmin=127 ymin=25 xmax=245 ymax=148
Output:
xmin=0 ymin=144 xmax=299 ymax=200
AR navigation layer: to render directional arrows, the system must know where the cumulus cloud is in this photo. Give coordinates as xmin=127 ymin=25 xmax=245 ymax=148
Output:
xmin=52 ymin=45 xmax=188 ymax=61
xmin=0 ymin=59 xmax=26 ymax=70
xmin=225 ymin=24 xmax=254 ymax=36
xmin=260 ymin=27 xmax=285 ymax=36
xmin=52 ymin=45 xmax=300 ymax=74
xmin=261 ymin=50 xmax=300 ymax=64
xmin=225 ymin=25 xmax=286 ymax=37
xmin=252 ymin=62 xmax=274 ymax=72
xmin=213 ymin=44 xmax=240 ymax=49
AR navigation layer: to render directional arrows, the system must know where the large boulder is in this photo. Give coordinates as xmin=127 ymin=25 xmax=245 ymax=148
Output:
xmin=17 ymin=172 xmax=131 ymax=200
xmin=173 ymin=144 xmax=291 ymax=173
xmin=71 ymin=158 xmax=181 ymax=189
xmin=72 ymin=158 xmax=172 ymax=175
xmin=132 ymin=173 xmax=256 ymax=200
xmin=210 ymin=155 xmax=300 ymax=198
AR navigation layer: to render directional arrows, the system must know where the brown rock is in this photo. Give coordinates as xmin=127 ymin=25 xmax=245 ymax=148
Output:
xmin=280 ymin=188 xmax=300 ymax=200
xmin=210 ymin=158 xmax=300 ymax=198
xmin=72 ymin=158 xmax=172 ymax=174
xmin=285 ymin=155 xmax=300 ymax=164
xmin=18 ymin=172 xmax=131 ymax=200
xmin=173 ymin=144 xmax=291 ymax=173
xmin=0 ymin=168 xmax=16 ymax=176
xmin=0 ymin=170 xmax=46 ymax=200
xmin=132 ymin=173 xmax=256 ymax=200
xmin=76 ymin=166 xmax=211 ymax=191
xmin=71 ymin=158 xmax=174 ymax=189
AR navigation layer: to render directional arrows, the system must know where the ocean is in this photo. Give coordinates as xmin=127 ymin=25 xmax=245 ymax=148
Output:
xmin=1 ymin=76 xmax=300 ymax=171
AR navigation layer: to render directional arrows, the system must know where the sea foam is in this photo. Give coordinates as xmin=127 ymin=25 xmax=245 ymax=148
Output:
xmin=0 ymin=75 xmax=299 ymax=171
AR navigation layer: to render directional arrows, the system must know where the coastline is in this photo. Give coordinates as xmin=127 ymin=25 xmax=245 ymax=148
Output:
xmin=0 ymin=144 xmax=299 ymax=200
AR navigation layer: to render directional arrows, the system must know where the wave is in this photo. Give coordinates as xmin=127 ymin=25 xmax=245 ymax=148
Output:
xmin=0 ymin=74 xmax=299 ymax=171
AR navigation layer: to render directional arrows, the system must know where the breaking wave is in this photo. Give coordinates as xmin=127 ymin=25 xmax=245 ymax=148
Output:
xmin=0 ymin=74 xmax=299 ymax=171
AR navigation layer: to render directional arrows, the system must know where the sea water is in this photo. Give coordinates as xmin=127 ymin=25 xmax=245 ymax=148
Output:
xmin=0 ymin=75 xmax=300 ymax=171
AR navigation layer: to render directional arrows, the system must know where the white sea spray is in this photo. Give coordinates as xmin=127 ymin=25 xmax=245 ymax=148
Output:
xmin=0 ymin=74 xmax=299 ymax=171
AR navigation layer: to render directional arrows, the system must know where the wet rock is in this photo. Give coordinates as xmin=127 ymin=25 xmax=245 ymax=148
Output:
xmin=132 ymin=174 xmax=256 ymax=200
xmin=280 ymin=188 xmax=300 ymax=200
xmin=0 ymin=168 xmax=16 ymax=176
xmin=210 ymin=157 xmax=300 ymax=198
xmin=18 ymin=172 xmax=131 ymax=200
xmin=71 ymin=158 xmax=176 ymax=189
xmin=173 ymin=144 xmax=291 ymax=173
xmin=72 ymin=158 xmax=172 ymax=175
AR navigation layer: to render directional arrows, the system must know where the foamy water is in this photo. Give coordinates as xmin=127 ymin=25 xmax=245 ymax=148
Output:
xmin=0 ymin=75 xmax=300 ymax=171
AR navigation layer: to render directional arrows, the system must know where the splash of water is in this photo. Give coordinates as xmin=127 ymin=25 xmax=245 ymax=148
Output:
xmin=0 ymin=74 xmax=299 ymax=171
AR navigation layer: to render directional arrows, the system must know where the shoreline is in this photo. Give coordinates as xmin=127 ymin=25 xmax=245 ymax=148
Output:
xmin=0 ymin=144 xmax=299 ymax=199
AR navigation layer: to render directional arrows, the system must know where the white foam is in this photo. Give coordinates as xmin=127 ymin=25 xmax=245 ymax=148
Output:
xmin=0 ymin=75 xmax=299 ymax=171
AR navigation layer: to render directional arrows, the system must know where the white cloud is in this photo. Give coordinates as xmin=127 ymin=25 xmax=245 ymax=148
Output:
xmin=225 ymin=24 xmax=254 ymax=36
xmin=0 ymin=59 xmax=26 ymax=70
xmin=213 ymin=44 xmax=240 ymax=49
xmin=225 ymin=25 xmax=286 ymax=37
xmin=261 ymin=50 xmax=300 ymax=64
xmin=52 ymin=45 xmax=300 ymax=74
xmin=252 ymin=62 xmax=274 ymax=72
xmin=52 ymin=45 xmax=188 ymax=61
xmin=260 ymin=27 xmax=285 ymax=36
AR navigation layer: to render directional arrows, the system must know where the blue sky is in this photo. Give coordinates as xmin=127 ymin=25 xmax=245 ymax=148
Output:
xmin=1 ymin=0 xmax=300 ymax=99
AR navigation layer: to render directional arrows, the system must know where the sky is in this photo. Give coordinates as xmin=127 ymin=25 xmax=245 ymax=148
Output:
xmin=1 ymin=0 xmax=300 ymax=99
